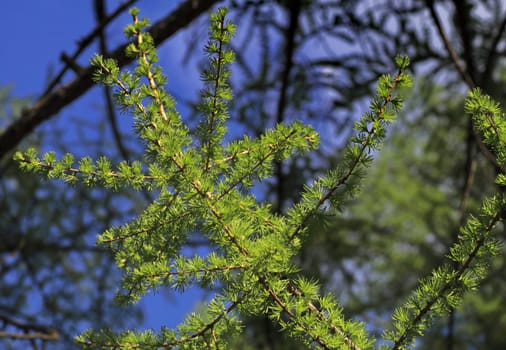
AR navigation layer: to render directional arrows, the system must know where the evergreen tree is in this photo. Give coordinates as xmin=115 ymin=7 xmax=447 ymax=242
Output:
xmin=13 ymin=7 xmax=506 ymax=349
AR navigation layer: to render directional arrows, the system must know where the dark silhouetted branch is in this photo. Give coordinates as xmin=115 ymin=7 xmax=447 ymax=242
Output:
xmin=425 ymin=0 xmax=474 ymax=88
xmin=0 ymin=312 xmax=59 ymax=342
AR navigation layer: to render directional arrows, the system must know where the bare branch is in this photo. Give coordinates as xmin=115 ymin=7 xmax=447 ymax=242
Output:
xmin=425 ymin=0 xmax=475 ymax=88
xmin=274 ymin=0 xmax=303 ymax=213
xmin=0 ymin=313 xmax=59 ymax=342
xmin=425 ymin=0 xmax=505 ymax=174
xmin=451 ymin=0 xmax=477 ymax=82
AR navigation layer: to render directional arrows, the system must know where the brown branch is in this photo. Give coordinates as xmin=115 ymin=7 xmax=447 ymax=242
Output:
xmin=447 ymin=116 xmax=477 ymax=350
xmin=0 ymin=0 xmax=221 ymax=161
xmin=0 ymin=313 xmax=59 ymax=342
xmin=425 ymin=0 xmax=504 ymax=174
xmin=275 ymin=0 xmax=302 ymax=214
xmin=0 ymin=232 xmax=107 ymax=255
xmin=451 ymin=0 xmax=477 ymax=82
xmin=425 ymin=0 xmax=475 ymax=88
xmin=458 ymin=120 xmax=478 ymax=226
xmin=60 ymin=53 xmax=85 ymax=75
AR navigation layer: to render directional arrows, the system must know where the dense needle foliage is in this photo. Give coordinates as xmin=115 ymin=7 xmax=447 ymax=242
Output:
xmin=14 ymin=7 xmax=505 ymax=349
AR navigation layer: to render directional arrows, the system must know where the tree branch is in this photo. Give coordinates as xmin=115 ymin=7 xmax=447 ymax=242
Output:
xmin=425 ymin=0 xmax=505 ymax=174
xmin=94 ymin=0 xmax=131 ymax=163
xmin=0 ymin=313 xmax=59 ymax=342
xmin=275 ymin=0 xmax=302 ymax=213
xmin=425 ymin=0 xmax=474 ymax=88
xmin=450 ymin=0 xmax=477 ymax=82
xmin=0 ymin=0 xmax=221 ymax=161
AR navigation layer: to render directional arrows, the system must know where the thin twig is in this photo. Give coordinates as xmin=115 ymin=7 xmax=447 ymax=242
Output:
xmin=425 ymin=0 xmax=504 ymax=174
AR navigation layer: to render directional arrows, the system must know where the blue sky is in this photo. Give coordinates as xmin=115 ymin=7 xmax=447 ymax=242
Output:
xmin=1 ymin=1 xmax=193 ymax=96
xmin=1 ymin=0 xmax=213 ymax=335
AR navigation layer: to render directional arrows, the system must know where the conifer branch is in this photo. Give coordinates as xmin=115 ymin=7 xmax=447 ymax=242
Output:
xmin=99 ymin=207 xmax=190 ymax=245
xmin=15 ymin=4 xmax=506 ymax=350
xmin=289 ymin=62 xmax=411 ymax=242
xmin=15 ymin=8 xmax=410 ymax=348
xmin=201 ymin=12 xmax=228 ymax=171
xmin=132 ymin=263 xmax=247 ymax=284
xmin=133 ymin=14 xmax=168 ymax=123
xmin=14 ymin=152 xmax=159 ymax=190
xmin=388 ymin=207 xmax=503 ymax=349
xmin=176 ymin=295 xmax=247 ymax=346
xmin=78 ymin=292 xmax=248 ymax=349
xmin=218 ymin=127 xmax=317 ymax=200
xmin=260 ymin=276 xmax=364 ymax=350
xmin=384 ymin=88 xmax=506 ymax=349
xmin=200 ymin=183 xmax=367 ymax=347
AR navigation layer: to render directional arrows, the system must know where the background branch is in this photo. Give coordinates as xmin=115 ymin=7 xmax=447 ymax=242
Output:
xmin=0 ymin=312 xmax=59 ymax=342
xmin=425 ymin=0 xmax=474 ymax=88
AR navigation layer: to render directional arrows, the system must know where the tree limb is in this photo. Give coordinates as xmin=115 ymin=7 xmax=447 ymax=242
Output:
xmin=275 ymin=0 xmax=302 ymax=214
xmin=0 ymin=313 xmax=59 ymax=342
xmin=425 ymin=0 xmax=474 ymax=88
xmin=450 ymin=0 xmax=477 ymax=82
